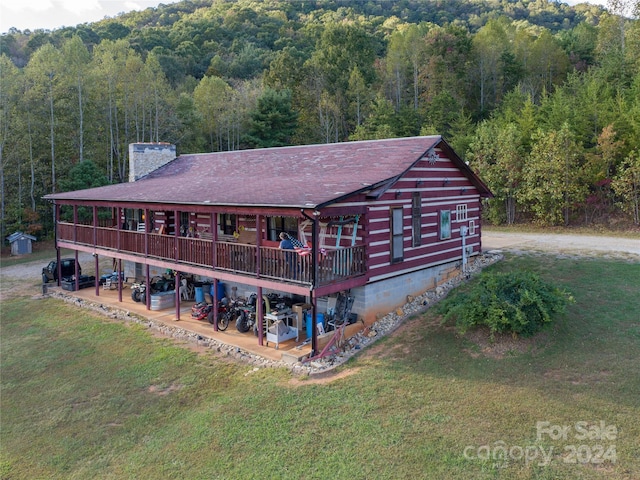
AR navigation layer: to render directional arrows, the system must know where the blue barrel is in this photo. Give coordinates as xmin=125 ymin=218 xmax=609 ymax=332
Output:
xmin=212 ymin=282 xmax=226 ymax=301
xmin=305 ymin=312 xmax=325 ymax=339
xmin=194 ymin=286 xmax=204 ymax=303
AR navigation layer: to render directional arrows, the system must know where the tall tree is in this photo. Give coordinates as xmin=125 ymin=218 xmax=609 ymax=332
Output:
xmin=347 ymin=66 xmax=369 ymax=128
xmin=521 ymin=124 xmax=587 ymax=225
xmin=193 ymin=75 xmax=233 ymax=151
xmin=0 ymin=55 xmax=20 ymax=238
xmin=419 ymin=25 xmax=471 ymax=110
xmin=468 ymin=121 xmax=525 ymax=224
xmin=92 ymin=39 xmax=131 ymax=182
xmin=305 ymin=22 xmax=378 ymax=141
xmin=612 ymin=149 xmax=640 ymax=224
xmin=61 ymin=35 xmax=91 ymax=162
xmin=244 ymin=88 xmax=298 ymax=148
xmin=25 ymin=43 xmax=62 ymax=195
xmin=472 ymin=18 xmax=511 ymax=114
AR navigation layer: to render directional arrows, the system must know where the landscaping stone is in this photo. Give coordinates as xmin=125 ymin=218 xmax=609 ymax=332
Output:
xmin=49 ymin=253 xmax=502 ymax=376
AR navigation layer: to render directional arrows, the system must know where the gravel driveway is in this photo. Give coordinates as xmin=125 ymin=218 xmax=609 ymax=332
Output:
xmin=482 ymin=231 xmax=640 ymax=260
xmin=0 ymin=252 xmax=112 ymax=302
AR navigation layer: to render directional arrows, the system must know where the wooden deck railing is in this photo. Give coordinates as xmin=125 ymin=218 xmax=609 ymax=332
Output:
xmin=56 ymin=222 xmax=365 ymax=286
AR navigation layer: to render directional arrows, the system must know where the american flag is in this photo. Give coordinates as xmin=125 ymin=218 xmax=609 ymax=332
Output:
xmin=286 ymin=234 xmax=312 ymax=256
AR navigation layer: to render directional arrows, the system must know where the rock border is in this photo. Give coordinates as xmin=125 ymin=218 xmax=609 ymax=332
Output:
xmin=46 ymin=253 xmax=502 ymax=375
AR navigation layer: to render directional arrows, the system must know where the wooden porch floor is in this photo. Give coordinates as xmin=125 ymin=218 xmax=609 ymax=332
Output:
xmin=53 ymin=285 xmax=312 ymax=363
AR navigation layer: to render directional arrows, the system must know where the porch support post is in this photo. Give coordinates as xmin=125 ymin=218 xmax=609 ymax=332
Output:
xmin=74 ymin=249 xmax=79 ymax=292
xmin=145 ymin=264 xmax=150 ymax=310
xmin=212 ymin=278 xmax=219 ymax=331
xmin=94 ymin=253 xmax=99 ymax=297
xmin=255 ymin=215 xmax=262 ymax=277
xmin=257 ymin=286 xmax=264 ymax=346
xmin=94 ymin=206 xmax=99 ymax=296
xmin=73 ymin=205 xmax=78 ymax=243
xmin=175 ymin=270 xmax=181 ymax=321
xmin=174 ymin=209 xmax=179 ymax=262
xmin=144 ymin=208 xmax=149 ymax=256
xmin=118 ymin=258 xmax=123 ymax=303
xmin=116 ymin=207 xmax=121 ymax=252
xmin=55 ymin=204 xmax=61 ymax=286
xmin=93 ymin=205 xmax=97 ymax=246
xmin=302 ymin=209 xmax=319 ymax=356
xmin=174 ymin=209 xmax=180 ymax=320
xmin=210 ymin=211 xmax=219 ymax=330
xmin=211 ymin=212 xmax=217 ymax=268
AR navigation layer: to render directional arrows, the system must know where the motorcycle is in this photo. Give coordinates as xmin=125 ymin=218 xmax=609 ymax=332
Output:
xmin=130 ymin=282 xmax=147 ymax=303
xmin=235 ymin=293 xmax=294 ymax=335
xmin=235 ymin=298 xmax=258 ymax=334
xmin=191 ymin=298 xmax=235 ymax=331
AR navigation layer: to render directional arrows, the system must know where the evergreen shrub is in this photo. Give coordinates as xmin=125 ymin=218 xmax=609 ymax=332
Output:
xmin=438 ymin=271 xmax=574 ymax=338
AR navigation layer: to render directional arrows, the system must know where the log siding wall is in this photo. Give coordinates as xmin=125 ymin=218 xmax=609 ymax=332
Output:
xmin=365 ymin=149 xmax=482 ymax=283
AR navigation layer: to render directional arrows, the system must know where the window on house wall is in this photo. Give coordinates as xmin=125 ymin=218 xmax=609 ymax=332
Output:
xmin=440 ymin=210 xmax=451 ymax=240
xmin=456 ymin=204 xmax=468 ymax=222
xmin=391 ymin=207 xmax=404 ymax=262
xmin=469 ymin=219 xmax=476 ymax=235
xmin=219 ymin=214 xmax=237 ymax=235
xmin=412 ymin=193 xmax=422 ymax=247
xmin=267 ymin=216 xmax=298 ymax=241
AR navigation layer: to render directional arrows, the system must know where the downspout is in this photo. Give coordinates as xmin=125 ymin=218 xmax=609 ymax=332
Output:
xmin=301 ymin=209 xmax=318 ymax=356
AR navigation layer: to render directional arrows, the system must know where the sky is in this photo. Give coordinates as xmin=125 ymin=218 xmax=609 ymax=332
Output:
xmin=0 ymin=0 xmax=182 ymax=33
xmin=0 ymin=0 xmax=609 ymax=34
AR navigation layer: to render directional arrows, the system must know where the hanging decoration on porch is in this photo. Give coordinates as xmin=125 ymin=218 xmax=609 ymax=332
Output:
xmin=232 ymin=225 xmax=245 ymax=239
xmin=283 ymin=233 xmax=313 ymax=256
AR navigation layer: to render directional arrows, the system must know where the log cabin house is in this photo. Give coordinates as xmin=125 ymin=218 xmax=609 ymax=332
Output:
xmin=44 ymin=136 xmax=492 ymax=355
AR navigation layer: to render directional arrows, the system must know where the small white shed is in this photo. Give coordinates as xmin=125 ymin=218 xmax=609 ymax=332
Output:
xmin=6 ymin=232 xmax=37 ymax=255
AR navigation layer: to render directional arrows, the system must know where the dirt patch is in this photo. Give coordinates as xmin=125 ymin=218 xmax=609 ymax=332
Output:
xmin=462 ymin=327 xmax=548 ymax=359
xmin=148 ymin=383 xmax=184 ymax=395
xmin=358 ymin=316 xmax=426 ymax=361
xmin=543 ymin=368 xmax=612 ymax=385
xmin=288 ymin=367 xmax=361 ymax=386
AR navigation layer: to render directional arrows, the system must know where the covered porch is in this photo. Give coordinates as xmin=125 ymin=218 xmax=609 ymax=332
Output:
xmin=51 ymin=202 xmax=368 ymax=356
xmin=54 ymin=203 xmax=367 ymax=291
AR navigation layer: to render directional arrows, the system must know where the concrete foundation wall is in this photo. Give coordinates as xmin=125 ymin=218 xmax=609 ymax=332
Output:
xmin=351 ymin=261 xmax=460 ymax=324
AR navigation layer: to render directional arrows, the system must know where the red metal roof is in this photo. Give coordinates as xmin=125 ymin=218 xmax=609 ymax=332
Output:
xmin=45 ymin=136 xmax=489 ymax=207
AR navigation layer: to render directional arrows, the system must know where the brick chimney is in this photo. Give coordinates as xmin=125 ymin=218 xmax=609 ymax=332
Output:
xmin=128 ymin=143 xmax=176 ymax=182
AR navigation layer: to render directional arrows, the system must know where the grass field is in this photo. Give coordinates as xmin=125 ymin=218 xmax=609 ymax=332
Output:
xmin=1 ymin=253 xmax=638 ymax=479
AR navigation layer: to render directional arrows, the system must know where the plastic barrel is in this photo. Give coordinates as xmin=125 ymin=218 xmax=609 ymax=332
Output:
xmin=194 ymin=286 xmax=204 ymax=303
xmin=211 ymin=282 xmax=226 ymax=301
xmin=305 ymin=312 xmax=325 ymax=339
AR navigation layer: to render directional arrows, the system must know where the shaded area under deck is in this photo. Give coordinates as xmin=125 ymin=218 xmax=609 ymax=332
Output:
xmin=49 ymin=283 xmax=314 ymax=363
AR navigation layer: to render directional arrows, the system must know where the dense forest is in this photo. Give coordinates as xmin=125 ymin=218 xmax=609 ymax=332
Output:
xmin=1 ymin=0 xmax=639 ymax=240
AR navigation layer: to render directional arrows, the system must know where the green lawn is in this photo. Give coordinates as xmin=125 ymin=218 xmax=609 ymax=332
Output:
xmin=1 ymin=253 xmax=638 ymax=479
